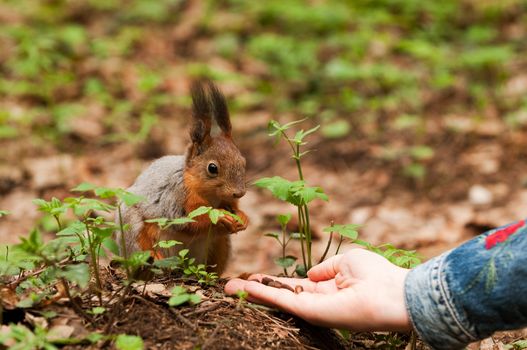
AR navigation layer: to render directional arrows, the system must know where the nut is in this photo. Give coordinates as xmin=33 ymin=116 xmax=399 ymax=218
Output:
xmin=281 ymin=284 xmax=294 ymax=292
xmin=261 ymin=277 xmax=274 ymax=285
xmin=268 ymin=281 xmax=283 ymax=288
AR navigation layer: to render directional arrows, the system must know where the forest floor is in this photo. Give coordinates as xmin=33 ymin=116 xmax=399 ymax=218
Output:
xmin=2 ymin=0 xmax=527 ymax=348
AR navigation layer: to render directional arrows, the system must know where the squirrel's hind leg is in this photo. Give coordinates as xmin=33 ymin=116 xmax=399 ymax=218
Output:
xmin=116 ymin=204 xmax=153 ymax=257
xmin=207 ymin=234 xmax=231 ymax=275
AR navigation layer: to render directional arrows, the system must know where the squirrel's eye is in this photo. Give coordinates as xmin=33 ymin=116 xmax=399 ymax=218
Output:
xmin=207 ymin=162 xmax=218 ymax=176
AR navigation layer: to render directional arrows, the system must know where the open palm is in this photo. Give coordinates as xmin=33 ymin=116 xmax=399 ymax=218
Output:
xmin=225 ymin=249 xmax=412 ymax=331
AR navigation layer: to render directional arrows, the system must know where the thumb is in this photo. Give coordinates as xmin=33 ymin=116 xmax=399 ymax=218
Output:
xmin=307 ymin=254 xmax=343 ymax=282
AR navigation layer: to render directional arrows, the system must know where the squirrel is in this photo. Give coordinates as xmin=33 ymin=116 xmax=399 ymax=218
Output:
xmin=116 ymin=80 xmax=249 ymax=275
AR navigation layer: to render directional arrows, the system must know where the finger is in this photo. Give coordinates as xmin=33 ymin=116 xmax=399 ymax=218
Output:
xmin=225 ymin=278 xmax=250 ymax=295
xmin=248 ymin=274 xmax=318 ymax=292
xmin=307 ymin=254 xmax=343 ymax=282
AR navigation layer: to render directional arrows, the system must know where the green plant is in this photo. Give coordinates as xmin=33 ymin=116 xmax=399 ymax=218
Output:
xmin=264 ymin=214 xmax=297 ymax=276
xmin=0 ymin=323 xmax=107 ymax=349
xmin=256 ymin=119 xmax=422 ymax=275
xmin=168 ymin=285 xmax=201 ymax=307
xmin=148 ymin=205 xmax=241 ymax=276
xmin=115 ymin=334 xmax=144 ymax=350
xmin=255 ymin=119 xmax=327 ymax=275
xmin=0 ymin=324 xmax=57 ymax=350
xmin=505 ymin=340 xmax=527 ymax=350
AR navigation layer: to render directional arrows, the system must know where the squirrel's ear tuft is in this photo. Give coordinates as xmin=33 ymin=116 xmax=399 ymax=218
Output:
xmin=207 ymin=81 xmax=232 ymax=138
xmin=189 ymin=80 xmax=212 ymax=148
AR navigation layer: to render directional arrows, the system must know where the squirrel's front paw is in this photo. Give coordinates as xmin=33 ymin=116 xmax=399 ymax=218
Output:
xmin=218 ymin=211 xmax=248 ymax=234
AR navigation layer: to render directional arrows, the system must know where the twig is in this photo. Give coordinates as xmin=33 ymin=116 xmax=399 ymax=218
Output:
xmin=252 ymin=307 xmax=299 ymax=332
xmin=9 ymin=257 xmax=70 ymax=288
xmin=201 ymin=323 xmax=221 ymax=350
xmin=103 ymin=284 xmax=132 ymax=334
xmin=60 ymin=278 xmax=94 ymax=325
xmin=184 ymin=302 xmax=221 ymax=317
xmin=409 ymin=331 xmax=417 ymax=350
xmin=169 ymin=307 xmax=196 ymax=330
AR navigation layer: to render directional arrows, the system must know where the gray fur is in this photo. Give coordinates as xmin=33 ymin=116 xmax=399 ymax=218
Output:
xmin=115 ymin=155 xmax=188 ymax=256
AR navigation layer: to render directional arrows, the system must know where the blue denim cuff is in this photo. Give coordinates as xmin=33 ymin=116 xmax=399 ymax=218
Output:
xmin=404 ymin=252 xmax=477 ymax=350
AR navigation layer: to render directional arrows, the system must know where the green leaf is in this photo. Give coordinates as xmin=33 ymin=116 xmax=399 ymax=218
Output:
xmin=90 ymin=307 xmax=106 ymax=315
xmin=221 ymin=210 xmax=242 ymax=224
xmin=264 ymin=232 xmax=280 ymax=239
xmin=171 ymin=286 xmax=187 ymax=295
xmin=86 ymin=333 xmax=105 ymax=343
xmin=58 ymin=264 xmax=90 ymax=288
xmin=102 ymin=237 xmax=120 ymax=255
xmin=510 ymin=340 xmax=527 ymax=349
xmin=0 ymin=210 xmax=10 ymax=217
xmin=19 ymin=229 xmax=44 ymax=254
xmin=71 ymin=183 xmax=97 ymax=192
xmin=208 ymin=209 xmax=224 ymax=224
xmin=281 ymin=118 xmax=307 ymax=130
xmin=292 ymin=125 xmax=320 ymax=144
xmin=170 ymin=217 xmax=196 ymax=225
xmin=145 ymin=218 xmax=169 ymax=226
xmin=94 ymin=187 xmax=118 ymax=198
xmin=188 ymin=206 xmax=211 ymax=218
xmin=295 ymin=264 xmax=307 ymax=277
xmin=277 ymin=213 xmax=292 ymax=226
xmin=155 ymin=240 xmax=182 ymax=249
xmin=178 ymin=249 xmax=189 ymax=258
xmin=292 ymin=185 xmax=328 ymax=205
xmin=145 ymin=217 xmax=195 ymax=229
xmin=403 ymin=163 xmax=426 ymax=179
xmin=275 ymin=255 xmax=297 ymax=268
xmin=118 ymin=191 xmax=144 ymax=207
xmin=253 ymin=176 xmax=301 ymax=201
xmin=189 ymin=294 xmax=201 ymax=304
xmin=56 ymin=221 xmax=85 ymax=236
xmin=323 ymin=224 xmax=361 ymax=240
xmin=168 ymin=294 xmax=190 ymax=306
xmin=409 ymin=146 xmax=434 ymax=160
xmin=321 ymin=120 xmax=351 ymax=138
xmin=290 ymin=232 xmax=304 ymax=240
xmin=33 ymin=197 xmax=67 ymax=216
xmin=236 ymin=290 xmax=248 ymax=300
xmin=115 ymin=334 xmax=144 ymax=350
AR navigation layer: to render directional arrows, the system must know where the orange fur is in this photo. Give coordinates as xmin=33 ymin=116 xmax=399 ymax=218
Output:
xmin=137 ymin=222 xmax=163 ymax=259
xmin=181 ymin=171 xmax=249 ymax=274
xmin=208 ymin=234 xmax=231 ymax=273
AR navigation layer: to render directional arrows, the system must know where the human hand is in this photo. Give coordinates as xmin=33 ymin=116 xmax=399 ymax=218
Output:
xmin=225 ymin=249 xmax=412 ymax=331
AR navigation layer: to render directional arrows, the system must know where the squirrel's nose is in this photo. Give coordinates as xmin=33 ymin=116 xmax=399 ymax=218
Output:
xmin=232 ymin=189 xmax=246 ymax=199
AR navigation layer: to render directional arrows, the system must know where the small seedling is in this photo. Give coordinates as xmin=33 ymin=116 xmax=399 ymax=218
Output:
xmin=168 ymin=285 xmax=201 ymax=307
xmin=255 ymin=119 xmax=328 ymax=274
xmin=264 ymin=213 xmax=297 ymax=276
xmin=115 ymin=334 xmax=144 ymax=350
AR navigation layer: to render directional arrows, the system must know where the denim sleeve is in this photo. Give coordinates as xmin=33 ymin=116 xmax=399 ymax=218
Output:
xmin=404 ymin=219 xmax=527 ymax=350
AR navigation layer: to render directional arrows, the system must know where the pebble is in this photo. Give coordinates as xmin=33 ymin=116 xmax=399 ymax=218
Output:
xmin=468 ymin=185 xmax=493 ymax=206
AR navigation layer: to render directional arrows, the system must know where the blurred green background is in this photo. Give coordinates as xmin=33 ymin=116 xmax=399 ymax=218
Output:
xmin=1 ymin=0 xmax=526 ymax=182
